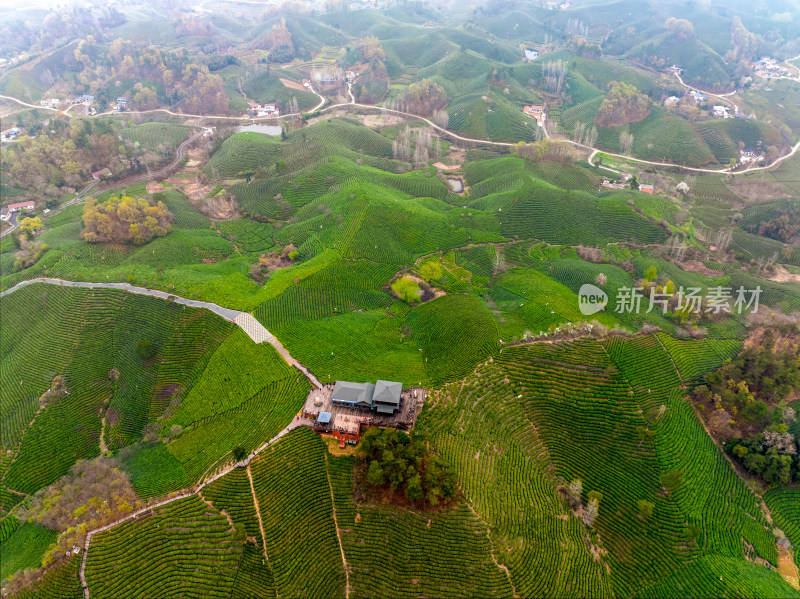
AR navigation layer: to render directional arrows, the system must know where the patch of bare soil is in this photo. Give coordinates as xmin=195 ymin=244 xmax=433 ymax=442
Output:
xmin=680 ymin=260 xmax=725 ymax=278
xmin=280 ymin=77 xmax=306 ymax=92
xmin=249 ymin=245 xmax=297 ymax=283
xmin=778 ymin=546 xmax=800 ymax=590
xmin=99 ymin=417 xmax=109 ymax=454
xmin=168 ymin=175 xmax=240 ymax=220
xmin=259 ymin=244 xmax=296 ymax=270
xmin=200 ymin=194 xmax=240 ymax=220
xmin=433 ymin=147 xmax=466 ymax=171
xmin=155 ymin=384 xmax=180 ymax=401
xmin=185 ymin=147 xmax=207 ymax=161
xmin=146 ymin=181 xmax=164 ymax=194
xmin=360 ymin=113 xmax=406 ymax=128
xmin=728 ymin=178 xmax=790 ymax=201
xmin=769 ymin=266 xmax=800 ymax=284
xmin=743 ymin=325 xmax=799 ymax=353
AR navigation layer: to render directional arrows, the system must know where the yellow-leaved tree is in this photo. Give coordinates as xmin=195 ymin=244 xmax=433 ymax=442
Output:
xmin=82 ymin=195 xmax=173 ymax=245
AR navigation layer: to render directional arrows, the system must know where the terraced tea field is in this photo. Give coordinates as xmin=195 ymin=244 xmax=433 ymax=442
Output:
xmin=85 ymin=495 xmax=242 ymax=598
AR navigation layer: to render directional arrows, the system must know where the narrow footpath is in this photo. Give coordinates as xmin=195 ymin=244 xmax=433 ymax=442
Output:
xmin=246 ymin=463 xmax=277 ymax=598
xmin=79 ymin=416 xmax=303 ymax=597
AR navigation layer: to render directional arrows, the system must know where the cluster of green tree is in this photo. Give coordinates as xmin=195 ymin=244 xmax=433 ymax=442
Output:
xmin=62 ymin=36 xmax=229 ymax=114
xmin=82 ymin=195 xmax=173 ymax=245
xmin=1 ymin=117 xmax=181 ymax=199
xmin=693 ymin=329 xmax=799 ymax=484
xmin=208 ymin=54 xmax=239 ymax=72
xmin=260 ymin=18 xmax=295 ymax=63
xmin=361 ymin=428 xmax=456 ymax=506
xmin=594 ymin=82 xmax=650 ymax=127
xmin=694 ymin=331 xmax=799 ymax=422
xmin=6 ymin=457 xmax=142 ymax=595
xmin=749 ymin=214 xmax=798 ymax=244
xmin=725 ymin=424 xmax=799 ymax=485
xmin=391 ymin=276 xmax=423 ymax=303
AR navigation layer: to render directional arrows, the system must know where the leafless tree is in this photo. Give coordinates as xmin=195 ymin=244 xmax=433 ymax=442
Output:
xmin=393 ymin=126 xmax=411 ymax=162
xmin=433 ymin=109 xmax=449 ymax=129
xmin=619 ymin=131 xmax=635 ymax=154
xmin=582 ymin=497 xmax=599 ymax=526
xmin=541 ymin=60 xmax=568 ymax=95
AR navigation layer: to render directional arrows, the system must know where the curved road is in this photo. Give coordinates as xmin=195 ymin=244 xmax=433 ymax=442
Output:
xmin=320 ymin=95 xmax=800 ymax=175
xmin=672 ymin=72 xmax=739 ymax=113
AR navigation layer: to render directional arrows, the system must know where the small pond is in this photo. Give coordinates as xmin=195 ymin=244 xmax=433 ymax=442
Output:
xmin=447 ymin=177 xmax=464 ymax=193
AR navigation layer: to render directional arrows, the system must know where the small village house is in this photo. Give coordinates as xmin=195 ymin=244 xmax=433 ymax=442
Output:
xmin=639 ymin=183 xmax=656 ymax=194
xmin=1 ymin=200 xmax=36 ymax=221
xmin=523 ymin=104 xmax=546 ymax=127
xmin=248 ymin=101 xmax=280 ymax=117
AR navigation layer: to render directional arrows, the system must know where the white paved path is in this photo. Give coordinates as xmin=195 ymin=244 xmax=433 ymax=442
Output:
xmin=0 ymin=277 xmax=322 ymax=385
xmin=235 ymin=312 xmax=275 ymax=343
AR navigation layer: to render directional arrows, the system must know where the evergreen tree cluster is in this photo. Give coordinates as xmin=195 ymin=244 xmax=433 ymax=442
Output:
xmin=360 ymin=428 xmax=456 ymax=506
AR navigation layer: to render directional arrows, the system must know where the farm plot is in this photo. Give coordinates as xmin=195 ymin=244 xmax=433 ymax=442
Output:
xmin=604 ymin=335 xmax=779 ymax=570
xmin=496 ymin=181 xmax=666 ymax=246
xmin=249 ymin=428 xmax=346 ymax=598
xmin=495 ymin=340 xmax=693 ymax=596
xmin=1 ymin=284 xmax=241 ymax=502
xmin=243 ymin=72 xmax=320 ymax=111
xmin=119 ymin=123 xmax=193 ymax=152
xmin=11 ymin=555 xmax=83 ymax=599
xmin=269 ymin=309 xmax=427 ymax=386
xmin=691 ymin=176 xmax=742 ymax=204
xmin=489 ymin=267 xmax=620 ymax=341
xmin=418 ymin=355 xmax=612 ymax=598
xmin=765 ymin=488 xmax=800 ymax=568
xmin=1 ymin=522 xmax=59 ymax=582
xmin=166 ymin=374 xmax=309 ymax=487
xmin=215 ymin=219 xmax=276 ymax=257
xmin=202 ymin=468 xmax=276 ymax=598
xmin=656 ymin=333 xmax=741 ymax=382
xmin=327 ymin=455 xmax=514 ymax=598
xmin=172 ymin=332 xmax=299 ymax=424
xmin=84 ymin=495 xmax=242 ymax=598
xmin=405 ymin=294 xmax=500 ymax=386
